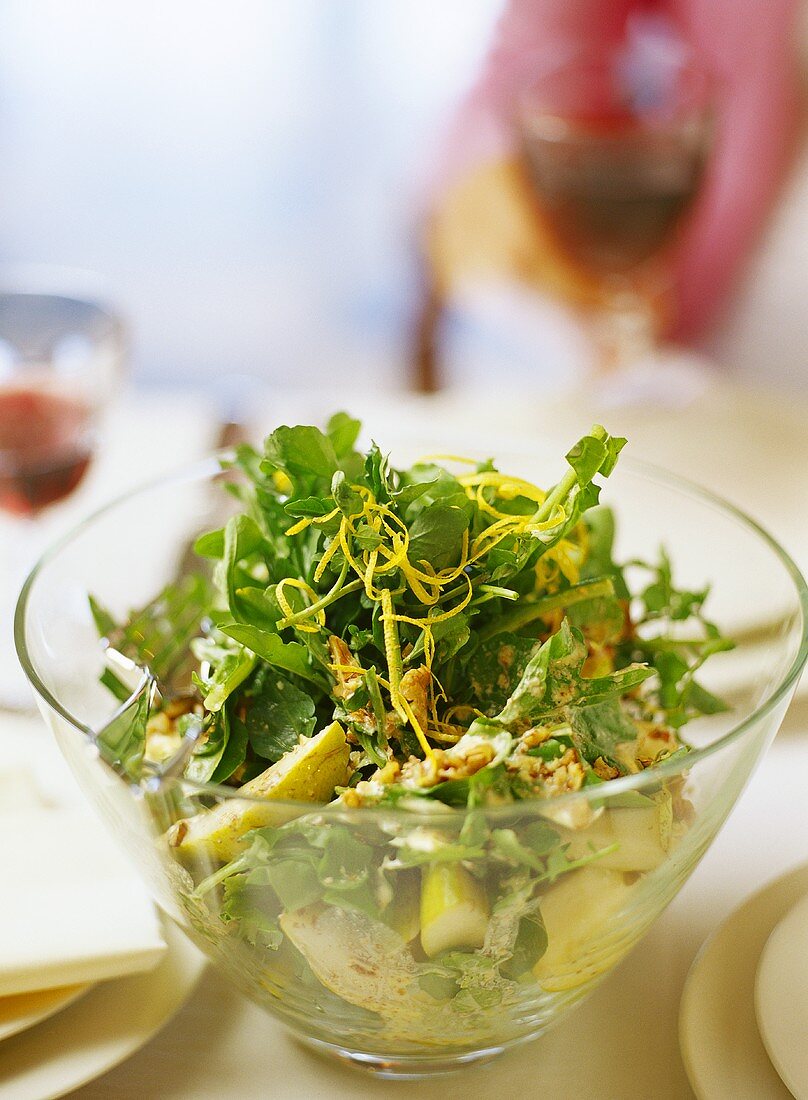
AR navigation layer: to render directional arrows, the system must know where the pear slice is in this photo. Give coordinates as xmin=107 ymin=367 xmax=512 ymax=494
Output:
xmin=167 ymin=721 xmax=350 ymax=864
xmin=563 ymin=806 xmax=666 ymax=873
xmin=419 ymin=863 xmax=490 ymax=958
xmin=383 ymin=873 xmax=422 ymax=943
xmin=533 ymin=866 xmax=635 ymax=991
xmin=280 ymin=904 xmax=424 ymax=1018
xmin=280 ymin=904 xmax=480 ymax=1045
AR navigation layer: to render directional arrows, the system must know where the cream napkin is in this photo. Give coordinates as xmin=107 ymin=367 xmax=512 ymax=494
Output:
xmin=0 ymin=801 xmax=166 ymax=998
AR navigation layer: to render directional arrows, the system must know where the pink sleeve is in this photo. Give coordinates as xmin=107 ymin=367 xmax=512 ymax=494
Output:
xmin=430 ymin=0 xmax=637 ymax=195
xmin=669 ymin=0 xmax=802 ymax=340
xmin=431 ymin=0 xmax=803 ymax=342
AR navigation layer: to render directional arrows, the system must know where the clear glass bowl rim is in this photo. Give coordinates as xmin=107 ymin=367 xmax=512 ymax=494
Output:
xmin=14 ymin=449 xmax=808 ymax=816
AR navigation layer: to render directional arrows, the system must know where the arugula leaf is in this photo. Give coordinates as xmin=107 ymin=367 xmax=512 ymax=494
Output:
xmin=627 ymin=550 xmax=734 ymax=726
xmin=407 ymin=496 xmax=472 ymax=570
xmin=466 ymin=633 xmax=538 ymax=717
xmin=499 ymin=915 xmax=547 ymax=979
xmin=263 ymin=859 xmax=322 ymax=911
xmin=217 ymin=623 xmax=327 ymax=688
xmin=636 ymin=549 xmax=709 ymax=622
xmin=363 ymin=443 xmax=392 ymax=502
xmin=581 ymin=507 xmax=629 ymax=598
xmin=88 ymin=595 xmax=117 ymax=639
xmin=90 ymin=575 xmax=213 ymax=690
xmin=640 ymin=640 xmax=731 ymax=729
xmin=245 ymin=672 xmax=317 ymax=762
xmin=430 ymin=612 xmax=471 ymax=664
xmin=568 ymin=698 xmax=638 ymax=769
xmin=263 ymin=424 xmax=339 ymax=482
xmin=326 ymin=411 xmax=361 ymax=458
xmin=389 ymin=827 xmax=487 ymax=867
xmin=331 ymin=470 xmax=365 ymax=519
xmin=221 ymin=879 xmax=284 ymax=949
xmin=391 ymin=478 xmax=436 ymax=511
xmin=524 ymin=426 xmax=626 ymax=564
xmin=211 ymin=712 xmax=249 ymax=784
xmin=95 ymin=681 xmax=151 ymax=777
xmin=490 ymin=620 xmax=652 ymax=728
xmin=283 ymin=496 xmax=335 ymax=520
xmin=199 ymin=647 xmax=257 ymax=713
xmin=194 ymin=515 xmax=267 ymax=560
xmin=99 ymin=667 xmax=134 ymax=703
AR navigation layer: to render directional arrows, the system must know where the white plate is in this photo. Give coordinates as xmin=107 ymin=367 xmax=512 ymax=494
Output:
xmin=0 ymin=919 xmax=205 ymax=1100
xmin=0 ymin=985 xmax=90 ymax=1044
xmin=755 ymin=889 xmax=808 ymax=1099
xmin=679 ymin=862 xmax=808 ymax=1100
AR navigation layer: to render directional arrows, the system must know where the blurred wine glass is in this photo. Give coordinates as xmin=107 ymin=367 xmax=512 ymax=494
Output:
xmin=0 ymin=281 xmax=125 ymax=707
xmin=519 ymin=21 xmax=713 ymax=381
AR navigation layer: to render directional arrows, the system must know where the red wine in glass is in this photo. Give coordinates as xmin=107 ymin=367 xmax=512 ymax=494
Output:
xmin=522 ymin=111 xmax=708 ymax=277
xmin=0 ymin=388 xmax=93 ymax=517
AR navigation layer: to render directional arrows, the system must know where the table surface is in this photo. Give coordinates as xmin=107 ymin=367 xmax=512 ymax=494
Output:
xmin=5 ymin=384 xmax=808 ymax=1099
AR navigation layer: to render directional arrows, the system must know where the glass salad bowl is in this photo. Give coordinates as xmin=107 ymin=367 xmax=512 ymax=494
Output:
xmin=14 ymin=443 xmax=808 ymax=1078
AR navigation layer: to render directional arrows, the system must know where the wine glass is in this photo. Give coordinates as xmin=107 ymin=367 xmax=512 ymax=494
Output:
xmin=0 ymin=281 xmax=125 ymax=707
xmin=519 ymin=20 xmax=713 ymax=387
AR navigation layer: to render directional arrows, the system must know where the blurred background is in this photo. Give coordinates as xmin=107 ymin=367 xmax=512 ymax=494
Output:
xmin=2 ymin=6 xmax=808 ymax=1093
xmin=0 ymin=0 xmax=806 ymax=398
xmin=0 ymin=0 xmax=500 ymax=392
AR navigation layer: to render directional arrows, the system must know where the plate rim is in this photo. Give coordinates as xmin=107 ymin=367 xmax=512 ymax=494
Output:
xmin=679 ymin=861 xmax=808 ymax=1100
xmin=754 ymin=888 xmax=808 ymax=1100
xmin=0 ymin=917 xmax=205 ymax=1100
xmin=0 ymin=983 xmax=91 ymax=1044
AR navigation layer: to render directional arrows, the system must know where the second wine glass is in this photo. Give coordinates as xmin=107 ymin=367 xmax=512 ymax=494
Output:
xmin=0 ymin=284 xmax=125 ymax=707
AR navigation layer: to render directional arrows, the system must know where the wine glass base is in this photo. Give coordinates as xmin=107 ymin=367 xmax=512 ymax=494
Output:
xmin=293 ymin=1033 xmax=513 ymax=1079
xmin=591 ymin=348 xmax=713 ymax=411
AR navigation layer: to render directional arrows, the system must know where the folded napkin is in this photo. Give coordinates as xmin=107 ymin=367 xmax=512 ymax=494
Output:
xmin=0 ymin=802 xmax=166 ymax=998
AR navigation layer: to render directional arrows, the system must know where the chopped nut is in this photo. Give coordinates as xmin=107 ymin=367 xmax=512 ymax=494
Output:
xmin=374 ymin=760 xmax=401 ymax=785
xmin=327 ymin=636 xmax=364 ymax=700
xmin=399 ymin=736 xmax=496 ymax=789
xmin=167 ymin=819 xmax=188 ymax=847
xmin=399 ymin=666 xmax=431 ymax=735
xmin=593 ymin=756 xmax=620 ymax=781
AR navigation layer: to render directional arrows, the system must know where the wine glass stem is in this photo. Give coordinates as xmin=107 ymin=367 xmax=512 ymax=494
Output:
xmin=0 ymin=514 xmax=43 ymax=709
xmin=592 ymin=284 xmax=657 ymax=375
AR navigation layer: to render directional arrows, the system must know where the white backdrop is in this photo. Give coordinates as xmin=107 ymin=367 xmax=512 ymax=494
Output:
xmin=0 ymin=0 xmax=805 ymax=396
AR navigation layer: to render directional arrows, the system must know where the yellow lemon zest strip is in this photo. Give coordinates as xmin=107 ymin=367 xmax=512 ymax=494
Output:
xmin=283 ymin=505 xmax=340 ymax=538
xmin=400 ymin=562 xmax=441 ymax=606
xmin=312 ymin=532 xmax=342 ymax=583
xmin=458 ymin=470 xmax=547 ymax=500
xmin=275 ymin=577 xmax=325 ymax=634
xmin=364 ymin=548 xmax=380 ymax=600
xmin=392 ymin=572 xmax=473 ymax=629
xmin=397 ymin=693 xmax=435 ymax=762
xmin=380 ymin=589 xmax=407 ymax=720
xmin=284 ymin=517 xmax=311 ymax=537
xmin=418 ymin=453 xmax=479 ymax=466
xmin=339 ymin=518 xmax=378 ymax=596
xmin=272 ymin=470 xmax=293 ymax=494
xmin=327 ymin=663 xmax=362 ymax=677
xmin=429 ymin=723 xmax=463 ymax=744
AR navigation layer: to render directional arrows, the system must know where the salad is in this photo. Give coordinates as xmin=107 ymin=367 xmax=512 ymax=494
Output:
xmin=91 ymin=416 xmax=731 ymax=1044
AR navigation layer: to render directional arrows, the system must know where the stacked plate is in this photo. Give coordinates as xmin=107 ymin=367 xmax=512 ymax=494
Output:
xmin=0 ymin=721 xmax=205 ymax=1100
xmin=680 ymin=863 xmax=808 ymax=1099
